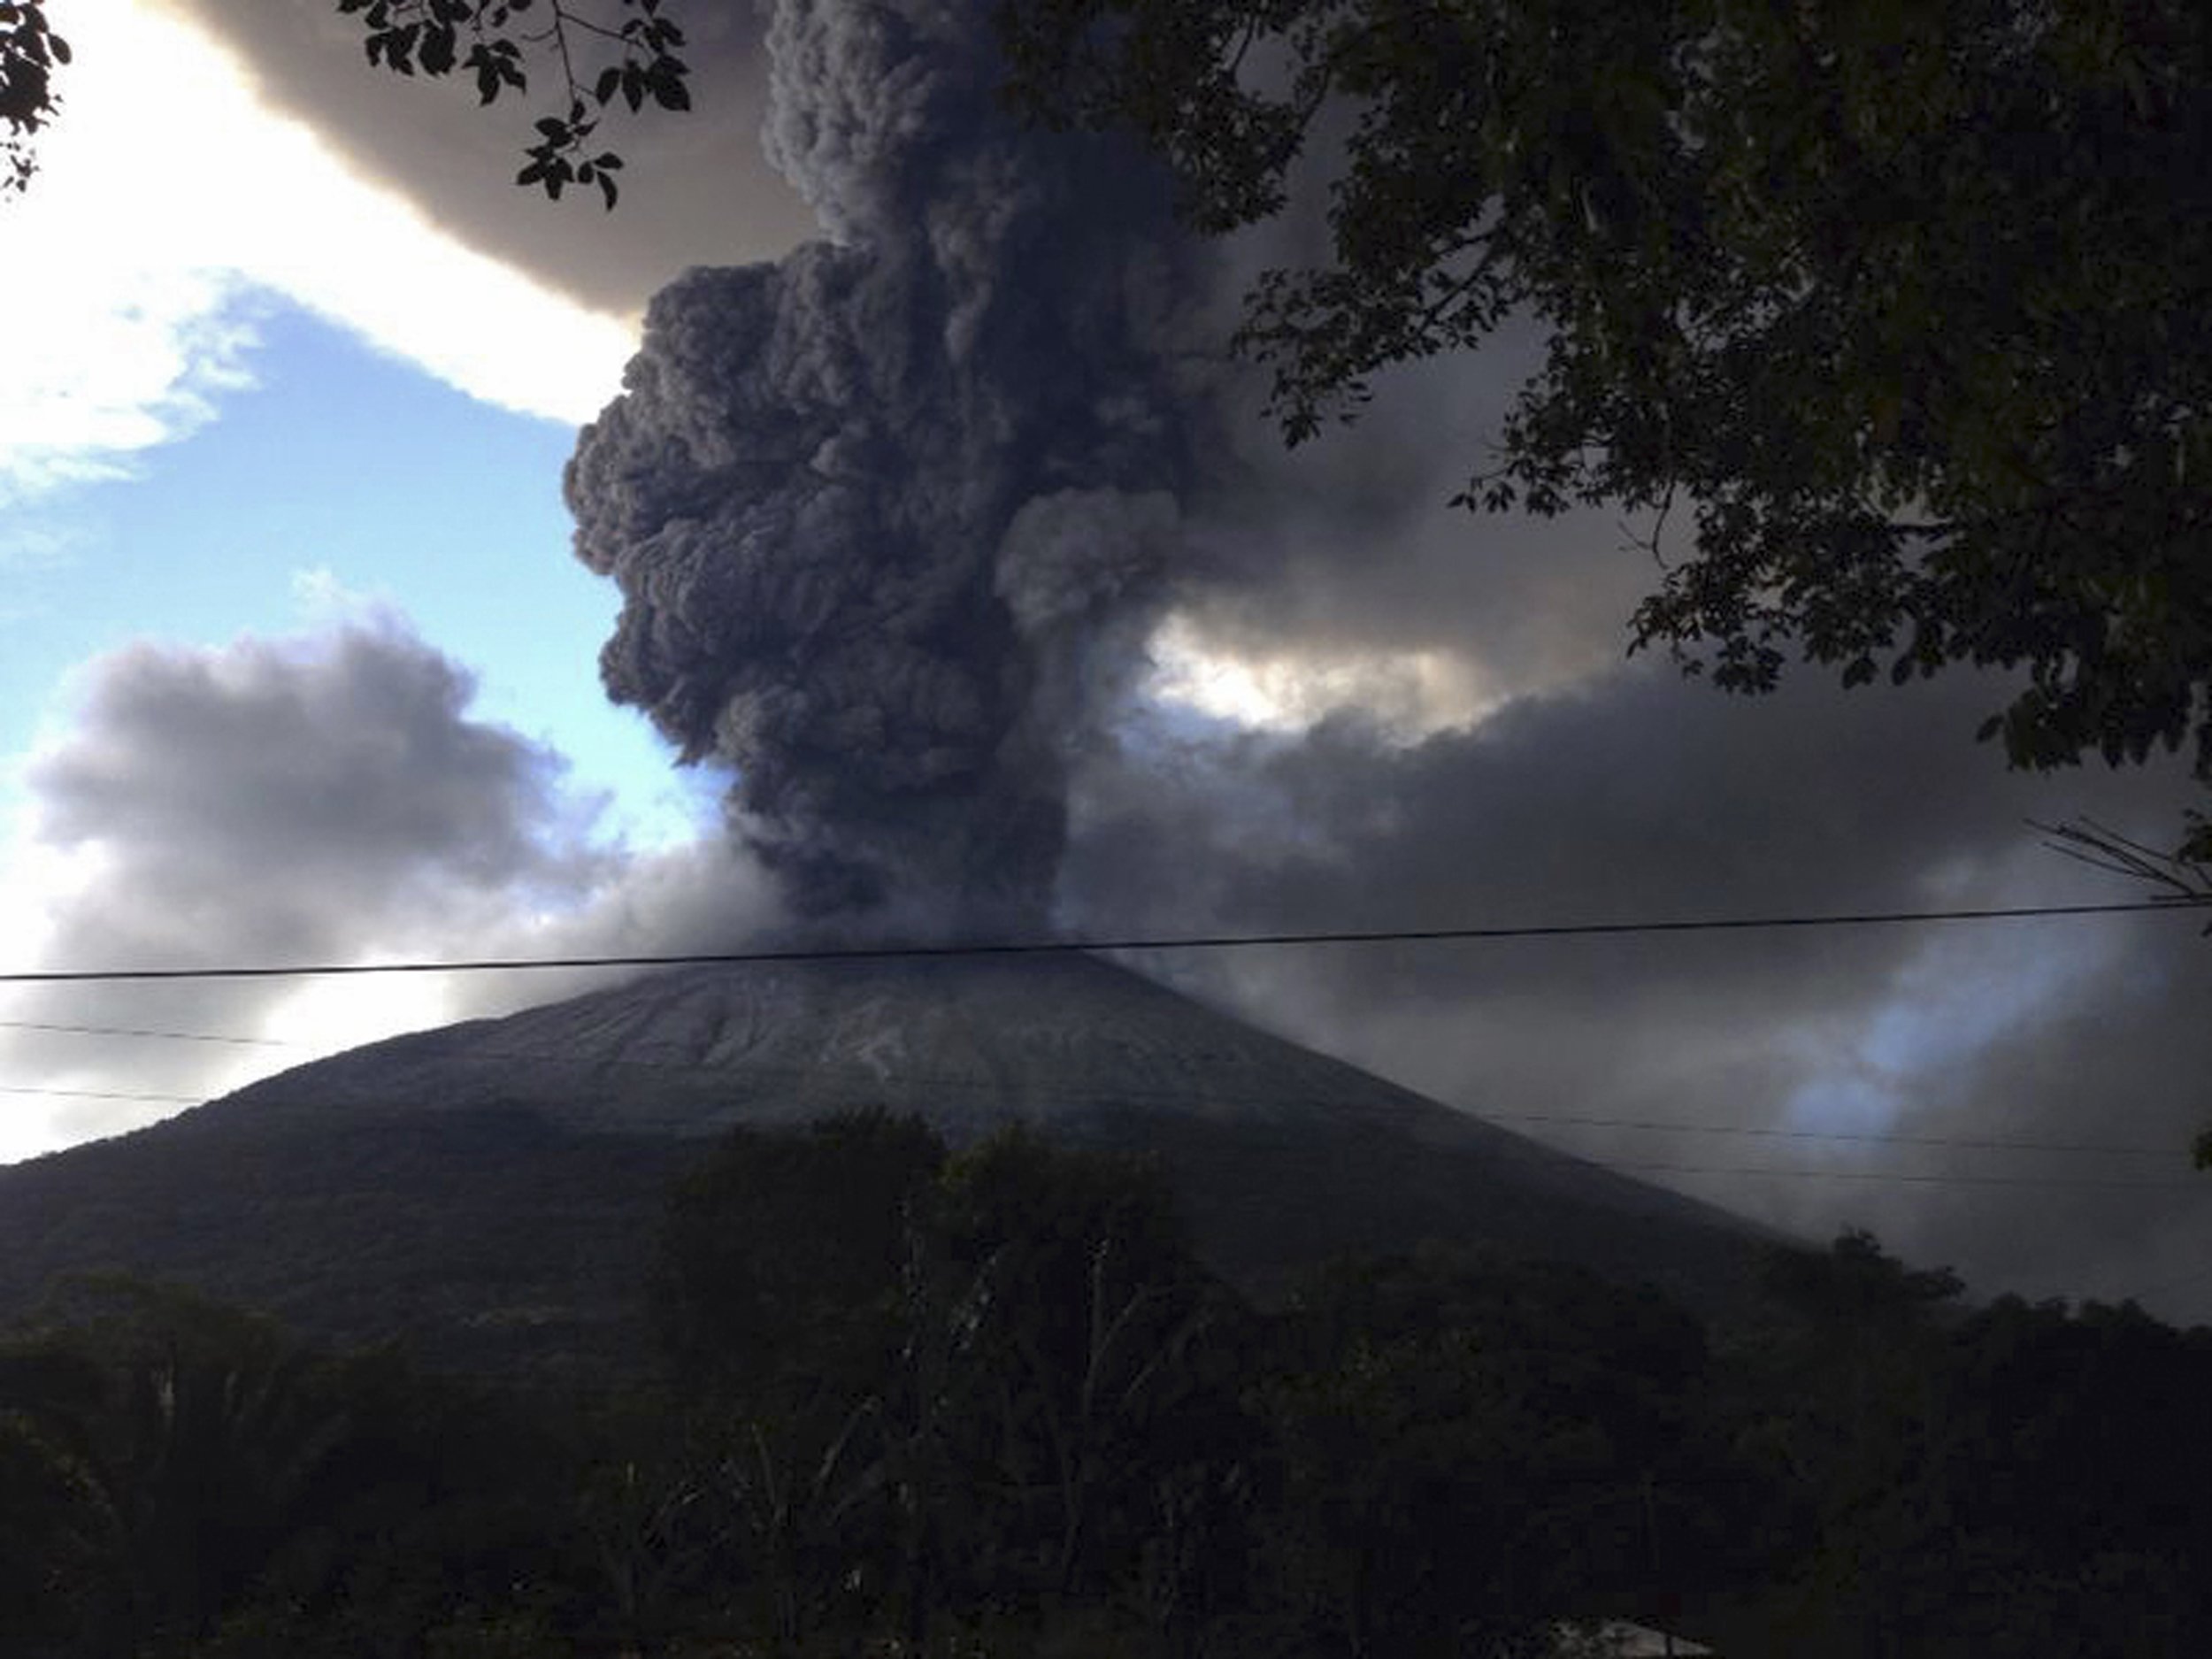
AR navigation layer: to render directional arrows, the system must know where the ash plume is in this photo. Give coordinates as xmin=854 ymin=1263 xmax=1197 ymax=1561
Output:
xmin=565 ymin=0 xmax=1212 ymax=936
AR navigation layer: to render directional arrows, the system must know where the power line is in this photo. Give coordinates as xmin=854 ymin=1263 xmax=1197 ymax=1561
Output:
xmin=0 ymin=1063 xmax=2190 ymax=1190
xmin=411 ymin=1050 xmax=2201 ymax=1164
xmin=4 ymin=900 xmax=2204 ymax=1194
xmin=0 ymin=1013 xmax=2198 ymax=1164
xmin=1561 ymin=1161 xmax=2203 ymax=1192
xmin=0 ymin=1018 xmax=294 ymax=1048
xmin=1483 ymin=1112 xmax=2186 ymax=1160
xmin=0 ymin=1083 xmax=200 ymax=1104
xmin=0 ymin=895 xmax=2200 ymax=985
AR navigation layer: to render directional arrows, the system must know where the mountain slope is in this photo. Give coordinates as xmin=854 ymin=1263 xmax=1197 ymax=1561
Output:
xmin=0 ymin=954 xmax=1786 ymax=1376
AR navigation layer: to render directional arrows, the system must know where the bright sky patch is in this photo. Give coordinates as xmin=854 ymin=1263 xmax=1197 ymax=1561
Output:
xmin=3 ymin=0 xmax=633 ymax=511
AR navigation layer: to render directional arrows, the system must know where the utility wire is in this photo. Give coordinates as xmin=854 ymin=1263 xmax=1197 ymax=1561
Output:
xmin=0 ymin=1018 xmax=295 ymax=1048
xmin=0 ymin=1014 xmax=2199 ymax=1163
xmin=1482 ymin=1112 xmax=2188 ymax=1160
xmin=1556 ymin=1162 xmax=2204 ymax=1191
xmin=0 ymin=895 xmax=2201 ymax=985
xmin=0 ymin=1059 xmax=2191 ymax=1190
xmin=4 ymin=898 xmax=2204 ymax=1192
xmin=0 ymin=1083 xmax=200 ymax=1103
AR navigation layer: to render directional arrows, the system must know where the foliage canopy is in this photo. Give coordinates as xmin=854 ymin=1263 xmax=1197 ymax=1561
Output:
xmin=0 ymin=1 xmax=65 ymax=193
xmin=998 ymin=0 xmax=2212 ymax=841
xmin=334 ymin=0 xmax=690 ymax=207
xmin=7 ymin=1215 xmax=2212 ymax=1654
xmin=0 ymin=2 xmax=686 ymax=208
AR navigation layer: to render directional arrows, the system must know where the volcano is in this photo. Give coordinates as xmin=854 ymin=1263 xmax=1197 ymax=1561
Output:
xmin=0 ymin=955 xmax=1785 ymax=1377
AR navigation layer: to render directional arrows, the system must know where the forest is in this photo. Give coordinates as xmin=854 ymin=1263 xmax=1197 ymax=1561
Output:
xmin=4 ymin=1110 xmax=2208 ymax=1657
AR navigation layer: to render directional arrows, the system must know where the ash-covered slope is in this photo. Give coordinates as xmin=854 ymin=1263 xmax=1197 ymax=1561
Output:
xmin=0 ymin=955 xmax=1784 ymax=1375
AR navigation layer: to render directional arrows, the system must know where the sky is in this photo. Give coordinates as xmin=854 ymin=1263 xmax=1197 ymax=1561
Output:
xmin=4 ymin=0 xmax=2209 ymax=1323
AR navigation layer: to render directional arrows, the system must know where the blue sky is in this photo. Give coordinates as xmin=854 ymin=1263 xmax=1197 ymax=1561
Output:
xmin=0 ymin=2 xmax=670 ymax=829
xmin=2 ymin=301 xmax=703 ymax=847
xmin=0 ymin=1 xmax=733 ymax=1161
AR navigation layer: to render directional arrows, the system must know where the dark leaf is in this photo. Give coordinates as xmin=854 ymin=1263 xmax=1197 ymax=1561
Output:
xmin=650 ymin=68 xmax=690 ymax=112
xmin=419 ymin=25 xmax=457 ymax=78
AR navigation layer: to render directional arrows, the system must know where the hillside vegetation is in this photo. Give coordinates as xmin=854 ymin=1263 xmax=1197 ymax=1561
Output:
xmin=5 ymin=1114 xmax=2208 ymax=1657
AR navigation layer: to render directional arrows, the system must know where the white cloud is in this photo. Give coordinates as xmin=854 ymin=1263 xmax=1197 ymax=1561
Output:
xmin=2 ymin=2 xmax=635 ymax=505
xmin=288 ymin=565 xmax=393 ymax=625
xmin=0 ymin=618 xmax=782 ymax=1166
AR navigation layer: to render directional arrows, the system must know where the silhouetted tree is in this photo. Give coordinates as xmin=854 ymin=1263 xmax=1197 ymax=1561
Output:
xmin=1703 ymin=1233 xmax=2212 ymax=1654
xmin=0 ymin=1284 xmax=599 ymax=1659
xmin=0 ymin=3 xmax=684 ymax=207
xmin=1251 ymin=1249 xmax=1720 ymax=1656
xmin=1885 ymin=1294 xmax=2212 ymax=1654
xmin=0 ymin=1370 xmax=104 ymax=1649
xmin=650 ymin=1115 xmax=1252 ymax=1652
xmin=922 ymin=1128 xmax=1228 ymax=1609
xmin=650 ymin=1110 xmax=947 ymax=1646
xmin=0 ymin=1 xmax=64 ymax=193
xmin=0 ymin=1280 xmax=367 ymax=1655
xmin=334 ymin=0 xmax=690 ymax=207
xmin=1000 ymin=1 xmax=2212 ymax=857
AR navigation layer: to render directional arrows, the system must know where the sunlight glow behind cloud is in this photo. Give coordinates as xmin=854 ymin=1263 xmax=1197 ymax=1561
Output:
xmin=1145 ymin=612 xmax=1502 ymax=740
xmin=3 ymin=3 xmax=634 ymax=505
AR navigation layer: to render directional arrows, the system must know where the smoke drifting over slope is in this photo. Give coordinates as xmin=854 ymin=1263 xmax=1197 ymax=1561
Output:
xmin=565 ymin=0 xmax=1213 ymax=934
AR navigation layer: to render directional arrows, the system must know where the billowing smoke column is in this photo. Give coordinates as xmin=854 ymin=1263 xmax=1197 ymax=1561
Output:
xmin=565 ymin=0 xmax=1209 ymax=936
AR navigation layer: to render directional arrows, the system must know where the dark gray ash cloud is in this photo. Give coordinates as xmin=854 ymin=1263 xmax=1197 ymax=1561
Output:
xmin=1062 ymin=663 xmax=2212 ymax=1319
xmin=565 ymin=0 xmax=1217 ymax=934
